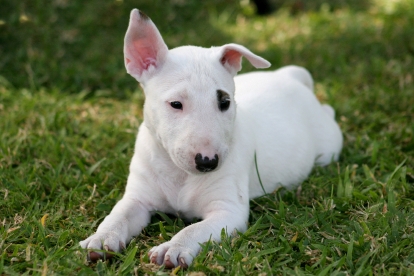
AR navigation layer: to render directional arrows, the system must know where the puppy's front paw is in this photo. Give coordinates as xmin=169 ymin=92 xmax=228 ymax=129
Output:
xmin=148 ymin=242 xmax=197 ymax=269
xmin=79 ymin=232 xmax=126 ymax=262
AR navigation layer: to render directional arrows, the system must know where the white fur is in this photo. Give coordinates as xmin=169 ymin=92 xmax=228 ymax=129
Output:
xmin=79 ymin=9 xmax=342 ymax=268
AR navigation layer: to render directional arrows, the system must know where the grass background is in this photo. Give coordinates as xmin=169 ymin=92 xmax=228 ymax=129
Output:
xmin=1 ymin=0 xmax=413 ymax=274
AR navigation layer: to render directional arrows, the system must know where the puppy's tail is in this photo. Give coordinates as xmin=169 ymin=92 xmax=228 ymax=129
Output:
xmin=280 ymin=65 xmax=314 ymax=92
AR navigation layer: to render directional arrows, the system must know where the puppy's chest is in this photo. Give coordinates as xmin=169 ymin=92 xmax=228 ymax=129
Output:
xmin=160 ymin=178 xmax=207 ymax=220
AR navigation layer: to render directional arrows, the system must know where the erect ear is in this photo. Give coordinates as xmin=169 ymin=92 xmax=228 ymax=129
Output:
xmin=218 ymin=43 xmax=271 ymax=76
xmin=124 ymin=9 xmax=168 ymax=83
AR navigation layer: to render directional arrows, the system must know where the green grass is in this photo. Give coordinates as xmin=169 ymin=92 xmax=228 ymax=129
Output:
xmin=1 ymin=0 xmax=414 ymax=275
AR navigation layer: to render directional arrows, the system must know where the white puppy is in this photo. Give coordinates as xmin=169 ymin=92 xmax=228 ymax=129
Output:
xmin=80 ymin=9 xmax=343 ymax=268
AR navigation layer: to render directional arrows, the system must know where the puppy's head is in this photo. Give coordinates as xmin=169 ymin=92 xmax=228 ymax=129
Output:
xmin=124 ymin=9 xmax=270 ymax=174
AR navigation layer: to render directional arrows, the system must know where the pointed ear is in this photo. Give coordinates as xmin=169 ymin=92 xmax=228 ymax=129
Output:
xmin=124 ymin=9 xmax=168 ymax=83
xmin=218 ymin=43 xmax=271 ymax=76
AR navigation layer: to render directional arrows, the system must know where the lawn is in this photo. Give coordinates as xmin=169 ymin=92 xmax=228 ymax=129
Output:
xmin=1 ymin=0 xmax=413 ymax=275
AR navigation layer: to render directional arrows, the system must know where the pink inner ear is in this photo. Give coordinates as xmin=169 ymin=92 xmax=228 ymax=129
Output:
xmin=125 ymin=40 xmax=159 ymax=76
xmin=124 ymin=9 xmax=168 ymax=81
xmin=219 ymin=44 xmax=271 ymax=74
xmin=221 ymin=49 xmax=242 ymax=70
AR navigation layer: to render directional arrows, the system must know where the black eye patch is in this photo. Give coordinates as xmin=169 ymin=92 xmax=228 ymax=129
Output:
xmin=217 ymin=90 xmax=230 ymax=112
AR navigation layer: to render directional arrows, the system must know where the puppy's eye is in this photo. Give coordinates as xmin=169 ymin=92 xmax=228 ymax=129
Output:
xmin=170 ymin=101 xmax=183 ymax=110
xmin=217 ymin=90 xmax=230 ymax=112
xmin=219 ymin=99 xmax=230 ymax=111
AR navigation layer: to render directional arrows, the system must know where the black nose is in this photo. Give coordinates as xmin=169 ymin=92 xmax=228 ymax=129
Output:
xmin=195 ymin=154 xmax=219 ymax=172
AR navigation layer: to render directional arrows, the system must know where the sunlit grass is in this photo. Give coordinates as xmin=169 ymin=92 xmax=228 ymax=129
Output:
xmin=1 ymin=0 xmax=414 ymax=275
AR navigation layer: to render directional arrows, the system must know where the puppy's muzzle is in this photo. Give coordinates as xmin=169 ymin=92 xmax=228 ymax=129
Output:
xmin=195 ymin=153 xmax=219 ymax=172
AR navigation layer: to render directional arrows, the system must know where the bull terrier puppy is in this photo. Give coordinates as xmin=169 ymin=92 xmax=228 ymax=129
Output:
xmin=80 ymin=9 xmax=343 ymax=268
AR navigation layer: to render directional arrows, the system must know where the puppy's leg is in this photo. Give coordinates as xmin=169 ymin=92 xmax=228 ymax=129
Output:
xmin=322 ymin=104 xmax=335 ymax=118
xmin=79 ymin=195 xmax=151 ymax=261
xmin=149 ymin=202 xmax=248 ymax=268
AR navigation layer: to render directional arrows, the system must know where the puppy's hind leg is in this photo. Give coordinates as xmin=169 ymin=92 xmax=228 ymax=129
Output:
xmin=322 ymin=104 xmax=336 ymax=118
